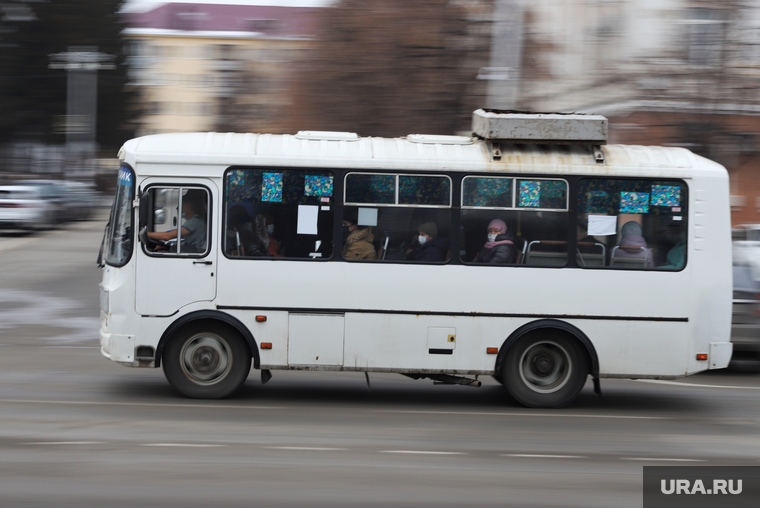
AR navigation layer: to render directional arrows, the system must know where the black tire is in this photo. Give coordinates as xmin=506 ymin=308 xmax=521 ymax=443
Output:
xmin=163 ymin=323 xmax=251 ymax=399
xmin=503 ymin=333 xmax=589 ymax=408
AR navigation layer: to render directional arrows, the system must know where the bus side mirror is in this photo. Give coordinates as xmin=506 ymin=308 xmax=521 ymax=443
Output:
xmin=138 ymin=191 xmax=151 ymax=229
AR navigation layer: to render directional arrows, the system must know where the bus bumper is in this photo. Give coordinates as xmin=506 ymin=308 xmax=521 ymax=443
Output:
xmin=709 ymin=342 xmax=733 ymax=369
xmin=100 ymin=329 xmax=135 ymax=364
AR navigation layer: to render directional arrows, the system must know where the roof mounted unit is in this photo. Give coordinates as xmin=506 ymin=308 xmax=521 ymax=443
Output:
xmin=472 ymin=109 xmax=608 ymax=144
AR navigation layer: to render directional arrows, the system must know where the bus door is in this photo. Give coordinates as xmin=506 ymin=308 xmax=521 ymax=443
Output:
xmin=135 ymin=180 xmax=217 ymax=316
xmin=287 ymin=313 xmax=345 ymax=366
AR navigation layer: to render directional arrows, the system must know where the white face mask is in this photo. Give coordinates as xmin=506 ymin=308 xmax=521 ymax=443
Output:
xmin=266 ymin=224 xmax=274 ymax=234
xmin=487 ymin=233 xmax=498 ymax=242
xmin=418 ymin=235 xmax=427 ymax=245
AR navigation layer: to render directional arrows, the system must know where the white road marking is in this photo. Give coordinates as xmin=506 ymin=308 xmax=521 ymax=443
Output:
xmin=504 ymin=454 xmax=586 ymax=459
xmin=636 ymin=379 xmax=760 ymax=390
xmin=0 ymin=398 xmax=288 ymax=411
xmin=622 ymin=457 xmax=704 ymax=462
xmin=37 ymin=346 xmax=100 ymax=349
xmin=265 ymin=446 xmax=347 ymax=451
xmin=380 ymin=450 xmax=465 ymax=455
xmin=142 ymin=444 xmax=226 ymax=448
xmin=23 ymin=441 xmax=105 ymax=445
xmin=372 ymin=410 xmax=667 ymax=420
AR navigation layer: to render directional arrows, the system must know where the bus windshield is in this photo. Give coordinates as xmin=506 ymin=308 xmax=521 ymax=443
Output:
xmin=105 ymin=165 xmax=134 ymax=267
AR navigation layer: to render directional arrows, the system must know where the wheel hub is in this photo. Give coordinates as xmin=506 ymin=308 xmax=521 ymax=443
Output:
xmin=195 ymin=347 xmax=217 ymax=369
xmin=532 ymin=354 xmax=555 ymax=376
xmin=518 ymin=340 xmax=572 ymax=394
xmin=180 ymin=334 xmax=232 ymax=385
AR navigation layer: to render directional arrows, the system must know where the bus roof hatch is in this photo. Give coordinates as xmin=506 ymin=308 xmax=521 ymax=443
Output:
xmin=472 ymin=109 xmax=608 ymax=145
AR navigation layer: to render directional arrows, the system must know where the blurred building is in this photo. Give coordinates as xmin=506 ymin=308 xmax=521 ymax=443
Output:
xmin=505 ymin=0 xmax=760 ymax=227
xmin=121 ymin=1 xmax=760 ymax=227
xmin=121 ymin=0 xmax=326 ymax=135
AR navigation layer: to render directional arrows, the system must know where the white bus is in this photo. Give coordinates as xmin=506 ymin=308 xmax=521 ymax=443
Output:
xmin=98 ymin=110 xmax=733 ymax=408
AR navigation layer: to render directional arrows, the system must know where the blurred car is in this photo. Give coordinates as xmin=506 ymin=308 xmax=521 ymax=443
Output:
xmin=731 ymin=264 xmax=760 ymax=370
xmin=61 ymin=181 xmax=98 ymax=221
xmin=14 ymin=179 xmax=71 ymax=223
xmin=0 ymin=185 xmax=57 ymax=230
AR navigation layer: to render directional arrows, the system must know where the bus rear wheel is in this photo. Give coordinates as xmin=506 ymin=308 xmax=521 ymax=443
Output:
xmin=163 ymin=324 xmax=251 ymax=399
xmin=503 ymin=333 xmax=589 ymax=408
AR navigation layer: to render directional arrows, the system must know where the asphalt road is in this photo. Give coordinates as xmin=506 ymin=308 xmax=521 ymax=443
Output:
xmin=1 ymin=213 xmax=759 ymax=508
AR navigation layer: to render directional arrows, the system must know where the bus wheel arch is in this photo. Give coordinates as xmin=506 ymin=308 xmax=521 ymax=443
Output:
xmin=157 ymin=311 xmax=259 ymax=399
xmin=156 ymin=310 xmax=260 ymax=369
xmin=495 ymin=320 xmax=599 ymax=408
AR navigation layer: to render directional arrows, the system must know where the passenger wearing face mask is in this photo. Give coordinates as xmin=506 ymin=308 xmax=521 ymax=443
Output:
xmin=258 ymin=213 xmax=280 ymax=257
xmin=342 ymin=214 xmax=376 ymax=260
xmin=405 ymin=222 xmax=449 ymax=262
xmin=473 ymin=219 xmax=516 ymax=264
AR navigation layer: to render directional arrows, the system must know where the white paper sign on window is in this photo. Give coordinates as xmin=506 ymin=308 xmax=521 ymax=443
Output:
xmin=297 ymin=205 xmax=319 ymax=235
xmin=587 ymin=215 xmax=617 ymax=236
xmin=357 ymin=207 xmax=378 ymax=226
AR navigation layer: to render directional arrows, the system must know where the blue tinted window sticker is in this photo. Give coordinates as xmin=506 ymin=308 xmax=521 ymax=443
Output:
xmin=650 ymin=185 xmax=680 ymax=207
xmin=518 ymin=180 xmax=541 ymax=207
xmin=620 ymin=191 xmax=649 ymax=214
xmin=304 ymin=174 xmax=334 ymax=197
xmin=261 ymin=172 xmax=283 ymax=203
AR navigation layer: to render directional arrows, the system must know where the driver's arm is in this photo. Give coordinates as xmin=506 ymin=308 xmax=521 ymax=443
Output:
xmin=147 ymin=227 xmax=190 ymax=241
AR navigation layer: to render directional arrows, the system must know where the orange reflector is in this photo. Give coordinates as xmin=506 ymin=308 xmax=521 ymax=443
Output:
xmin=696 ymin=353 xmax=708 ymax=361
xmin=486 ymin=347 xmax=498 ymax=355
xmin=261 ymin=342 xmax=272 ymax=350
xmin=255 ymin=315 xmax=267 ymax=322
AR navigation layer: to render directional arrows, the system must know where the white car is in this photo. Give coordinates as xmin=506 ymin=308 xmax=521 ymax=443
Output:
xmin=0 ymin=185 xmax=56 ymax=230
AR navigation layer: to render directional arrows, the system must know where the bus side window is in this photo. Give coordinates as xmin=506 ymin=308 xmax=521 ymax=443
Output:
xmin=343 ymin=173 xmax=452 ymax=263
xmin=224 ymin=169 xmax=334 ymax=260
xmin=459 ymin=176 xmax=569 ymax=266
xmin=142 ymin=186 xmax=209 ymax=256
xmin=578 ymin=179 xmax=687 ymax=270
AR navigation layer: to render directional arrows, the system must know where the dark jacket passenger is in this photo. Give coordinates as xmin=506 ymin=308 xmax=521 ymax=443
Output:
xmin=406 ymin=236 xmax=450 ymax=262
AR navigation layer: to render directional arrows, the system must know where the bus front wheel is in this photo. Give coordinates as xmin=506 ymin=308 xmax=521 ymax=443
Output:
xmin=503 ymin=333 xmax=589 ymax=408
xmin=163 ymin=324 xmax=251 ymax=399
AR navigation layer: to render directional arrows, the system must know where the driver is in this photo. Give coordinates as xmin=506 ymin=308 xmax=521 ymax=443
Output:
xmin=146 ymin=190 xmax=207 ymax=253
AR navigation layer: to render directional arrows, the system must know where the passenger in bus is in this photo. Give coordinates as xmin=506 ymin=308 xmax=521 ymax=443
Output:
xmin=473 ymin=219 xmax=516 ymax=264
xmin=226 ymin=207 xmax=270 ymax=257
xmin=612 ymin=221 xmax=654 ymax=268
xmin=147 ymin=190 xmax=207 ymax=253
xmin=342 ymin=215 xmax=376 ymax=260
xmin=658 ymin=225 xmax=686 ymax=270
xmin=259 ymin=213 xmax=281 ymax=257
xmin=405 ymin=222 xmax=449 ymax=262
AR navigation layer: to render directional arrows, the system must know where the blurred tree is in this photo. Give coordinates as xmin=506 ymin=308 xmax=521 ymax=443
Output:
xmin=0 ymin=0 xmax=138 ymax=152
xmin=283 ymin=0 xmax=473 ymax=137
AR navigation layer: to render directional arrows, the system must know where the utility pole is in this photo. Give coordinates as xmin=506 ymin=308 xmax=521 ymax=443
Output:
xmin=49 ymin=46 xmax=115 ymax=175
xmin=477 ymin=0 xmax=524 ymax=110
